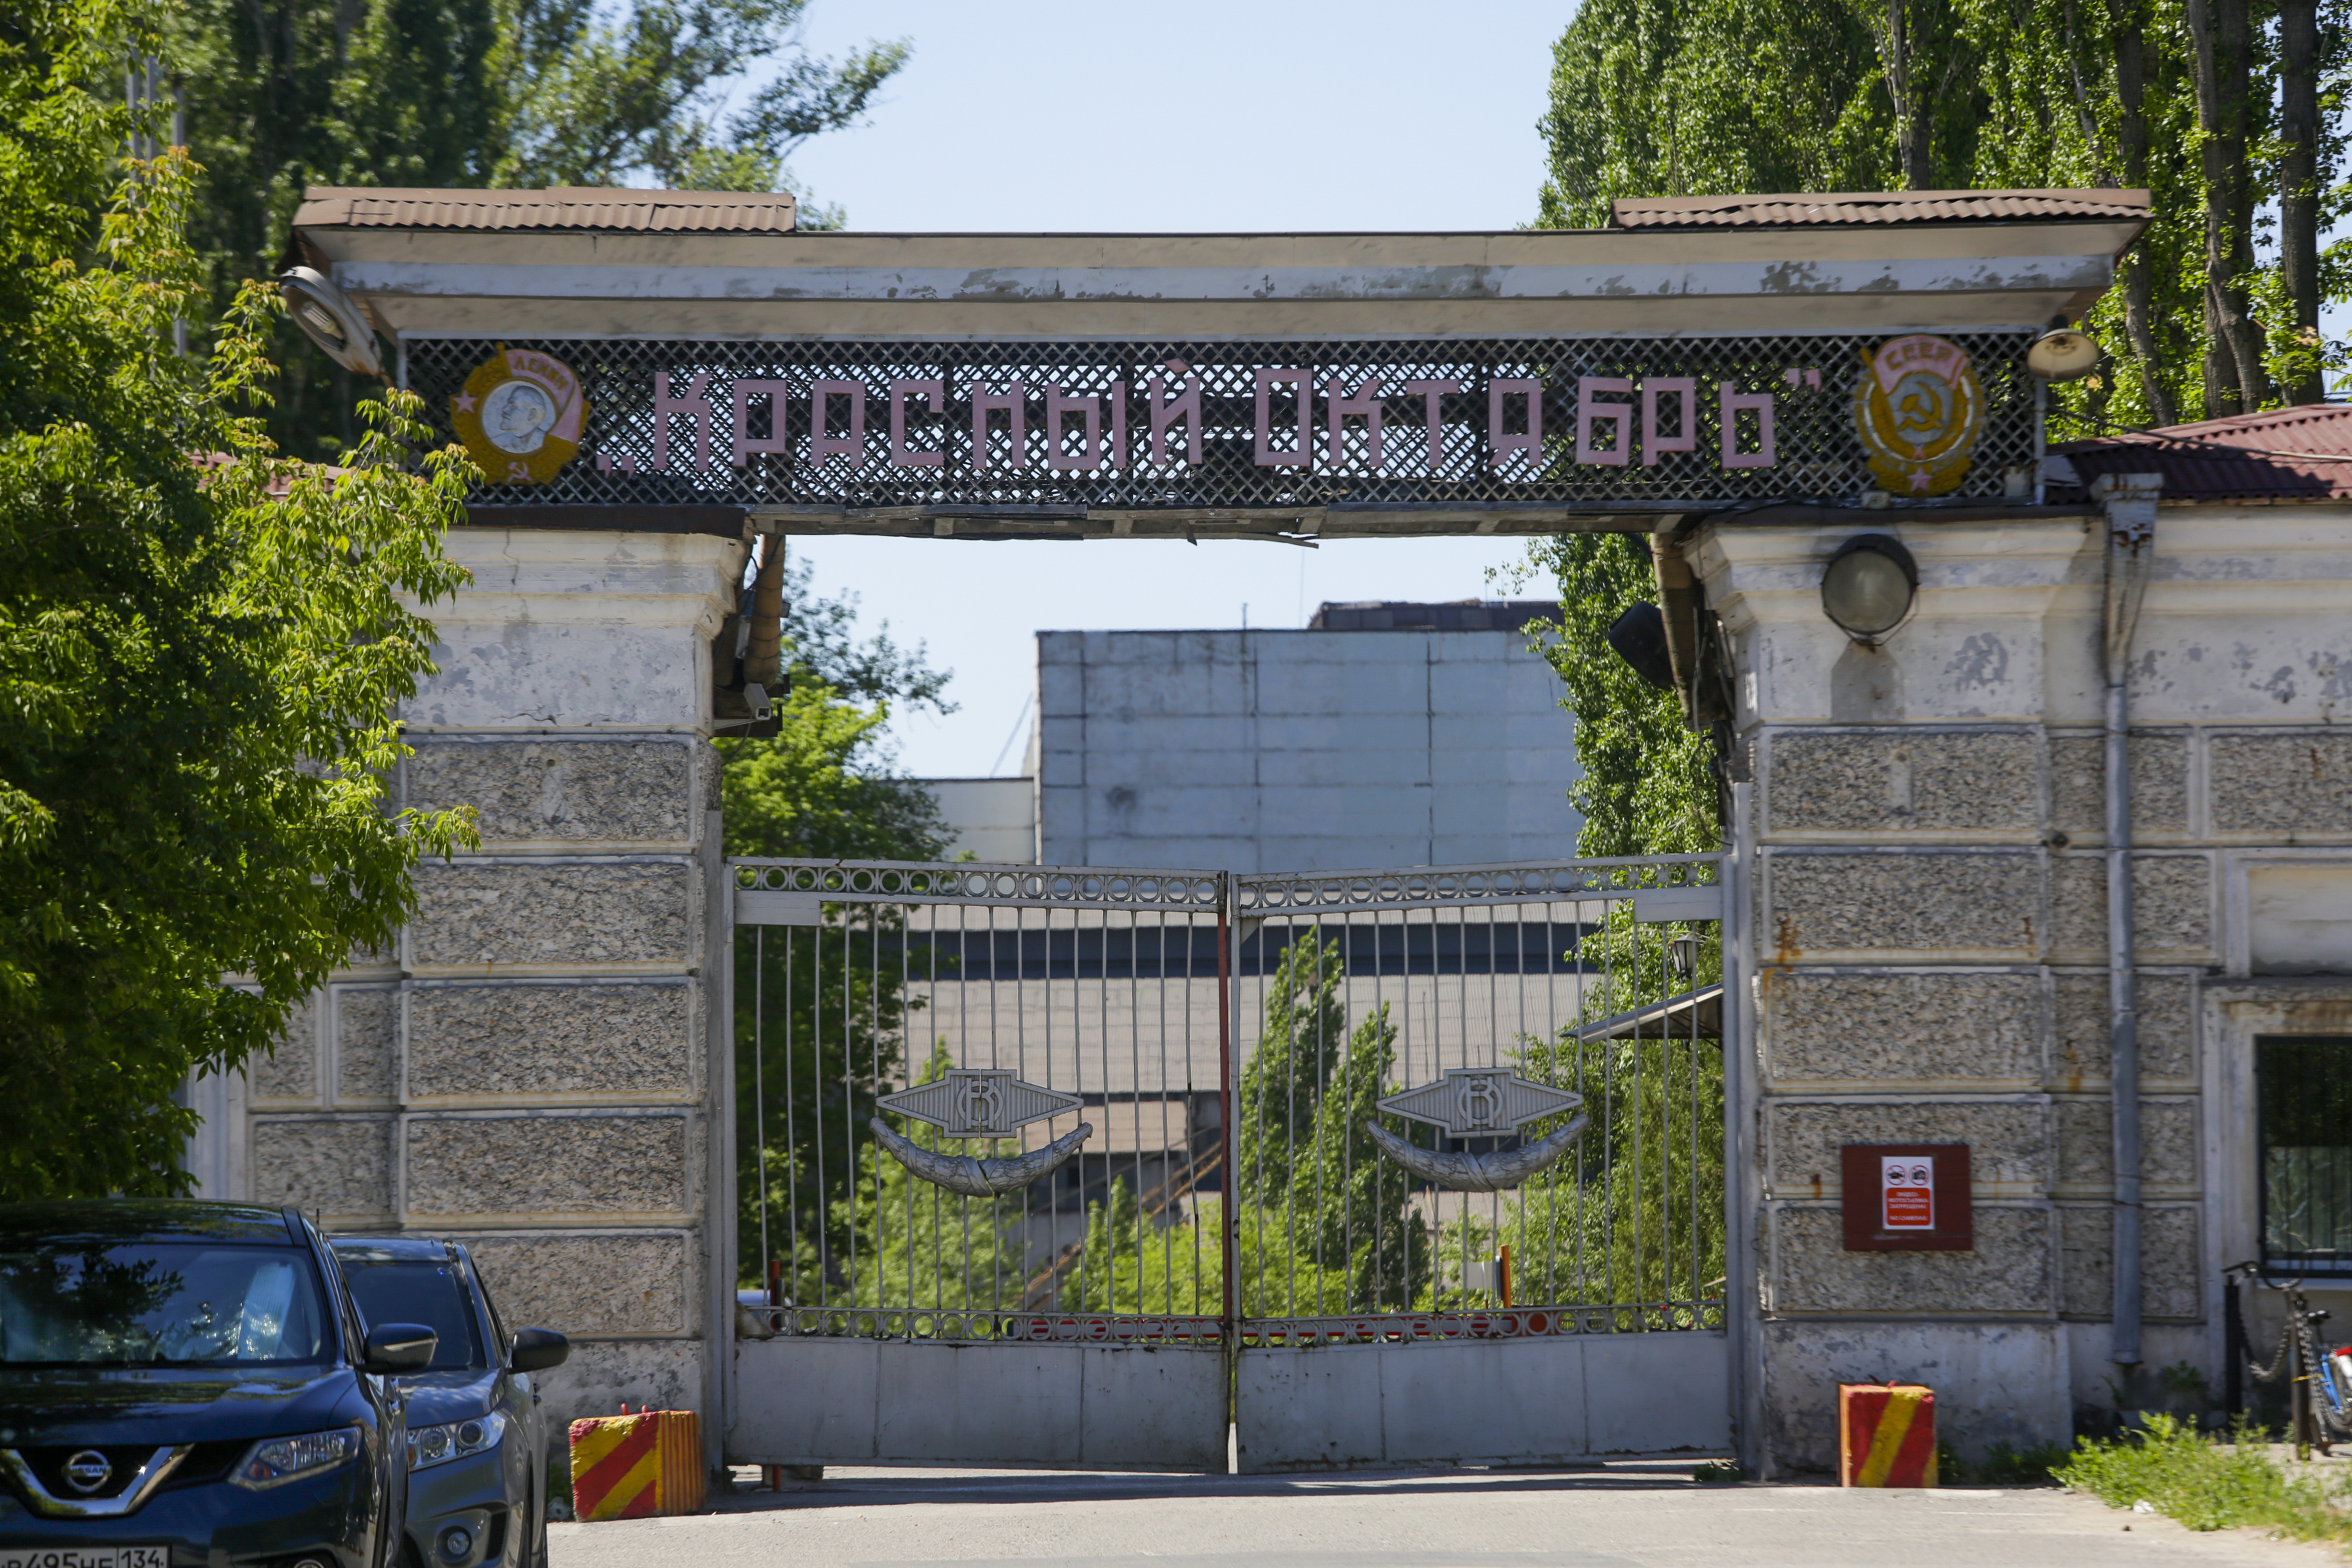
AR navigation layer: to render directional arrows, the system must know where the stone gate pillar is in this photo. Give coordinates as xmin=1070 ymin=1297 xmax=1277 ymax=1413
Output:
xmin=1699 ymin=504 xmax=2352 ymax=1476
xmin=221 ymin=523 xmax=745 ymax=1447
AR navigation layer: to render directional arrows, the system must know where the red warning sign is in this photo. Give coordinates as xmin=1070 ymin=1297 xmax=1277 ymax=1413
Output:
xmin=1880 ymin=1155 xmax=1934 ymax=1229
xmin=1842 ymin=1144 xmax=1971 ymax=1251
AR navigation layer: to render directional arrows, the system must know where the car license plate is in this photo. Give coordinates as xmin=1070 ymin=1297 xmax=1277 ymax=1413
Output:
xmin=0 ymin=1547 xmax=170 ymax=1568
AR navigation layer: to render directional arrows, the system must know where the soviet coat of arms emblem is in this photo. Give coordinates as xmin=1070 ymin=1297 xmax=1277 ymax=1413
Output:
xmin=1854 ymin=334 xmax=1984 ymax=497
xmin=452 ymin=347 xmax=588 ymax=485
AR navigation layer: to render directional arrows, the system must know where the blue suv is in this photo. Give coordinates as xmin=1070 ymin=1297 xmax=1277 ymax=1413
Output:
xmin=0 ymin=1200 xmax=437 ymax=1568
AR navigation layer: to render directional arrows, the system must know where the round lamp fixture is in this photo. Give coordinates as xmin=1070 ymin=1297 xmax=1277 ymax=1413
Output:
xmin=2025 ymin=315 xmax=2102 ymax=382
xmin=1820 ymin=533 xmax=1918 ymax=644
xmin=277 ymin=265 xmax=384 ymax=378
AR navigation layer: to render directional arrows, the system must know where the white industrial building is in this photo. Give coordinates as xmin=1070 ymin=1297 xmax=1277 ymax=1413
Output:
xmin=924 ymin=599 xmax=1583 ymax=870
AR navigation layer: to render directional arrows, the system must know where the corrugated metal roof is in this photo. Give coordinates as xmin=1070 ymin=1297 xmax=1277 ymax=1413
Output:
xmin=1611 ymin=189 xmax=2149 ymax=228
xmin=294 ymin=185 xmax=798 ymax=234
xmin=2058 ymin=403 xmax=2352 ymax=501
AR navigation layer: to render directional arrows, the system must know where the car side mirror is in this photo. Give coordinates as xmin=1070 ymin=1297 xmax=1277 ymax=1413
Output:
xmin=509 ymin=1327 xmax=570 ymax=1373
xmin=361 ymin=1322 xmax=438 ymax=1374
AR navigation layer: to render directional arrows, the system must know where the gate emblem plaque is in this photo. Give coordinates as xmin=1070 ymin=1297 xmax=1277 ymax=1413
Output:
xmin=878 ymin=1070 xmax=1081 ymax=1137
xmin=1378 ymin=1070 xmax=1580 ymax=1138
xmin=1368 ymin=1070 xmax=1588 ymax=1193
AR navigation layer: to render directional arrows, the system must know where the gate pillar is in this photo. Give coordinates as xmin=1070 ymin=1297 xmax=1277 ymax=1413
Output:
xmin=206 ymin=522 xmax=746 ymax=1455
xmin=1693 ymin=510 xmax=2295 ymax=1476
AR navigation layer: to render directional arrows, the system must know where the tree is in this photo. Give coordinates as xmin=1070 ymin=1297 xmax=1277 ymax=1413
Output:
xmin=167 ymin=0 xmax=910 ymax=458
xmin=1519 ymin=536 xmax=1716 ymax=862
xmin=1 ymin=0 xmax=474 ymax=1200
xmin=1537 ymin=0 xmax=2352 ymax=424
xmin=1232 ymin=931 xmax=1429 ymax=1317
xmin=726 ymin=554 xmax=953 ymax=1285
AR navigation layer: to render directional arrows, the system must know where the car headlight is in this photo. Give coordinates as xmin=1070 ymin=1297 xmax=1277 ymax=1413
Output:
xmin=230 ymin=1427 xmax=363 ymax=1490
xmin=408 ymin=1410 xmax=506 ymax=1471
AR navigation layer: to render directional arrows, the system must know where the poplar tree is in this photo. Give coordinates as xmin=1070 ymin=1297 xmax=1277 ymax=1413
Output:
xmin=0 ymin=0 xmax=474 ymax=1198
xmin=1539 ymin=0 xmax=2352 ymax=422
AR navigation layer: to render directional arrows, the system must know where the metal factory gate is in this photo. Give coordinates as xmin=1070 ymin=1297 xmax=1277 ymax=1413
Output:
xmin=723 ymin=855 xmax=1732 ymax=1472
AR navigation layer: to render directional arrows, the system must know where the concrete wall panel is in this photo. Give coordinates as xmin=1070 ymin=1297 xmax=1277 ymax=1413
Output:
xmin=405 ymin=739 xmax=696 ymax=847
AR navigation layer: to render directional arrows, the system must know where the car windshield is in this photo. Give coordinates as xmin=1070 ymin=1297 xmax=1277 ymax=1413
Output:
xmin=337 ymin=1258 xmax=482 ymax=1370
xmin=0 ymin=1242 xmax=330 ymax=1366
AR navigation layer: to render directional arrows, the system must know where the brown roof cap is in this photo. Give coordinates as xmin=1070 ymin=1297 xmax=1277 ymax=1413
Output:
xmin=1610 ymin=189 xmax=2150 ymax=229
xmin=293 ymin=185 xmax=798 ymax=235
xmin=2058 ymin=402 xmax=2352 ymax=501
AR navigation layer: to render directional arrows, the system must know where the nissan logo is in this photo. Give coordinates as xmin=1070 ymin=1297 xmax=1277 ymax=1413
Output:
xmin=62 ymin=1450 xmax=112 ymax=1493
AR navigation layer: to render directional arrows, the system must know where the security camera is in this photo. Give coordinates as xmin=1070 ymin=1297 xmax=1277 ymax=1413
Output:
xmin=743 ymin=684 xmax=773 ymax=723
xmin=277 ymin=265 xmax=384 ymax=378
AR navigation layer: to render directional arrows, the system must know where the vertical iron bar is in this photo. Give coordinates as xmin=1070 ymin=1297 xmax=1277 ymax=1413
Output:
xmin=754 ymin=924 xmax=769 ymax=1298
xmin=1219 ymin=889 xmax=1237 ymax=1338
xmin=810 ymin=918 xmax=826 ymax=1306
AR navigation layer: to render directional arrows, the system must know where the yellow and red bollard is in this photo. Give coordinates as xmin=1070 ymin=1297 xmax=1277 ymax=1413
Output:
xmin=568 ymin=1407 xmax=706 ymax=1519
xmin=1839 ymin=1383 xmax=1937 ymax=1487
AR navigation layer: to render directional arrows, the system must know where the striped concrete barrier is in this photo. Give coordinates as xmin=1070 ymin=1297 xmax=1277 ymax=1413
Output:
xmin=568 ymin=1409 xmax=706 ymax=1520
xmin=1839 ymin=1383 xmax=1937 ymax=1487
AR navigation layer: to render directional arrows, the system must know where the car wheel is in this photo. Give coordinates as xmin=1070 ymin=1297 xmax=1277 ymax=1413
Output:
xmin=529 ymin=1484 xmax=551 ymax=1568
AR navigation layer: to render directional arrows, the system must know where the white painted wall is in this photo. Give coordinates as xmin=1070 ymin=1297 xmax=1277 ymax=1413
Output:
xmin=920 ymin=777 xmax=1038 ymax=863
xmin=1033 ymin=626 xmax=1582 ymax=873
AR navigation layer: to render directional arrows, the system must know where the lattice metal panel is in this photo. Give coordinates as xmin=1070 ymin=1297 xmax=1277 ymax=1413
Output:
xmin=734 ymin=859 xmax=1222 ymax=912
xmin=405 ymin=334 xmax=2040 ymax=512
xmin=1234 ymin=857 xmax=1721 ymax=916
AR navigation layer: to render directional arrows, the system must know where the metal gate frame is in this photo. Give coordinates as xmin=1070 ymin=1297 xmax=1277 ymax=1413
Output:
xmin=716 ymin=854 xmax=1746 ymax=1474
xmin=1223 ymin=859 xmax=1735 ymax=1471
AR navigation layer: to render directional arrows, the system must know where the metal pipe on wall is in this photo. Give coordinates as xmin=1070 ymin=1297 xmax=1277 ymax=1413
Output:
xmin=2093 ymin=472 xmax=2162 ymax=1367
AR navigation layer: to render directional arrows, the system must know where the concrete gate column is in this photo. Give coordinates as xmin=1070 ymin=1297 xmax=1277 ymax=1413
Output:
xmin=222 ymin=523 xmax=746 ymax=1443
xmin=1700 ymin=517 xmax=2101 ymax=1476
xmin=1696 ymin=504 xmax=2352 ymax=1476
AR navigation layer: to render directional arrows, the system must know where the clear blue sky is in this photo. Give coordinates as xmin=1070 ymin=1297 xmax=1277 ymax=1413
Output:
xmin=767 ymin=0 xmax=1577 ymax=779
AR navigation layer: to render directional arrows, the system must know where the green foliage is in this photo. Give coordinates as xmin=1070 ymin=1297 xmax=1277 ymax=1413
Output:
xmin=1 ymin=0 xmax=474 ymax=1199
xmin=1232 ymin=932 xmax=1429 ymax=1315
xmin=838 ymin=1046 xmax=1027 ymax=1318
xmin=726 ymin=556 xmax=951 ymax=1286
xmin=1432 ymin=1031 xmax=1725 ymax=1323
xmin=1058 ymin=1174 xmax=1226 ymax=1318
xmin=732 ymin=907 xmax=925 ymax=1296
xmin=1520 ymin=534 xmax=1715 ymax=861
xmin=2056 ymin=1415 xmax=2352 ymax=1537
xmin=719 ymin=684 xmax=946 ymax=862
xmin=1537 ymin=0 xmax=2352 ymax=421
xmin=1537 ymin=0 xmax=1890 ymax=227
xmin=168 ymin=0 xmax=909 ymax=458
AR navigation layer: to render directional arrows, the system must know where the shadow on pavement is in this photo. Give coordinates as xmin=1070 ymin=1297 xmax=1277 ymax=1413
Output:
xmin=708 ymin=1460 xmax=1784 ymax=1512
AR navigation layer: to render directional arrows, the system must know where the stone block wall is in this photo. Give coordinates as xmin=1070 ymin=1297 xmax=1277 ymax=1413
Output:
xmin=1705 ymin=509 xmax=2352 ymax=1476
xmin=213 ymin=528 xmax=745 ymax=1450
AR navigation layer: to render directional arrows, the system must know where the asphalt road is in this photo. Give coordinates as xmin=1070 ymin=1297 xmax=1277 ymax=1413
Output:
xmin=547 ymin=1463 xmax=2344 ymax=1568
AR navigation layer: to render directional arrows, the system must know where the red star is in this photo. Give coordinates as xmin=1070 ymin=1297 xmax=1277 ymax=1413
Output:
xmin=455 ymin=392 xmax=477 ymax=413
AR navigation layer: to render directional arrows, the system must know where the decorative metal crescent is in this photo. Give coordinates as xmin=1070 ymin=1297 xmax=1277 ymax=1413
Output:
xmin=869 ymin=1117 xmax=1091 ymax=1198
xmin=1364 ymin=1115 xmax=1589 ymax=1193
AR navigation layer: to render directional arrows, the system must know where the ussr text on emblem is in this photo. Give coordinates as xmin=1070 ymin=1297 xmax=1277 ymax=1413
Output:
xmin=453 ymin=347 xmax=588 ymax=485
xmin=1854 ymin=334 xmax=1984 ymax=498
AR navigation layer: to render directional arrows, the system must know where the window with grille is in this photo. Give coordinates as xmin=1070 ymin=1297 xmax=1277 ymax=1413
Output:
xmin=2258 ymin=1035 xmax=2352 ymax=1273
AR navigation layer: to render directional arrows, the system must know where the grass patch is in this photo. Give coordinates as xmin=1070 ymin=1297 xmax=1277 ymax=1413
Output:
xmin=2054 ymin=1415 xmax=2352 ymax=1542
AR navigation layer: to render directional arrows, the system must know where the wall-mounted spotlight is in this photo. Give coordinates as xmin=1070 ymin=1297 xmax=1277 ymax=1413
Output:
xmin=1605 ymin=602 xmax=1677 ymax=690
xmin=1820 ymin=533 xmax=1918 ymax=644
xmin=277 ymin=265 xmax=384 ymax=378
xmin=2025 ymin=313 xmax=2102 ymax=382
